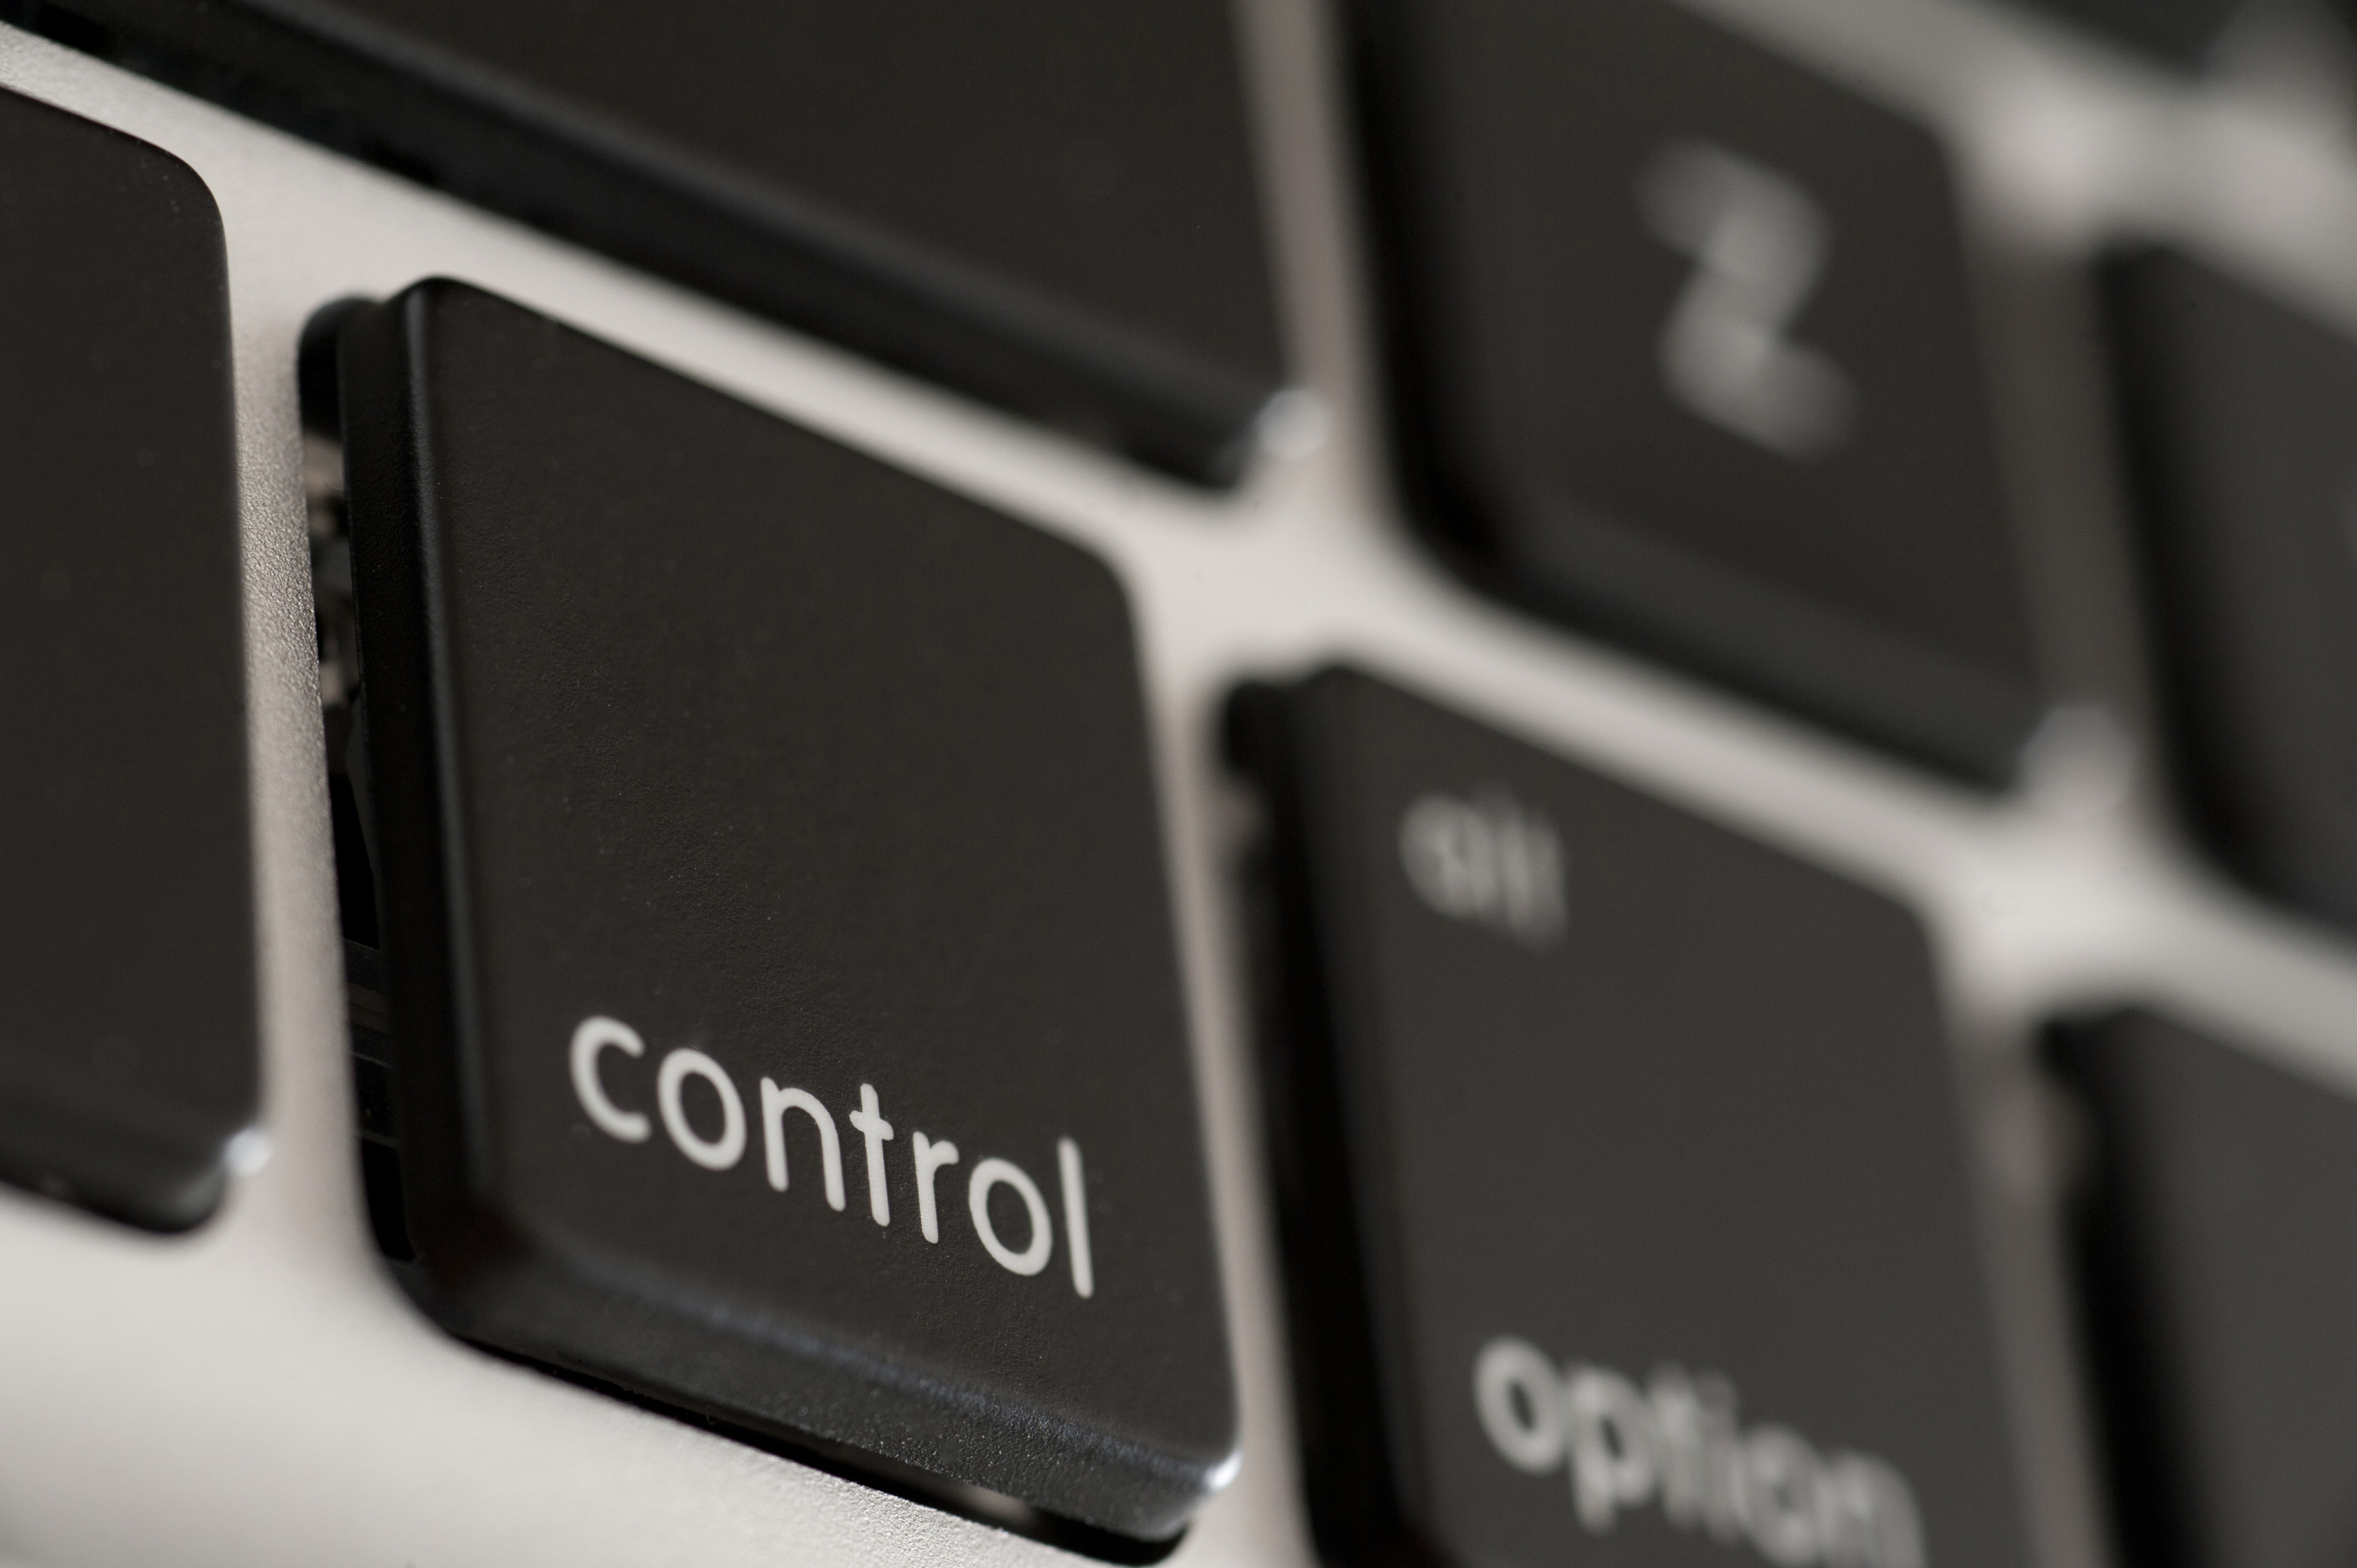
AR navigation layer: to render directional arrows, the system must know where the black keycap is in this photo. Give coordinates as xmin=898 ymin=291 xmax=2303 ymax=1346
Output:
xmin=2051 ymin=1010 xmax=2357 ymax=1568
xmin=320 ymin=279 xmax=1232 ymax=1542
xmin=2003 ymin=0 xmax=2248 ymax=68
xmin=2104 ymin=249 xmax=2357 ymax=934
xmin=1227 ymin=668 xmax=2035 ymax=1567
xmin=19 ymin=0 xmax=1286 ymax=487
xmin=1352 ymin=0 xmax=2045 ymax=782
xmin=0 ymin=87 xmax=255 ymax=1231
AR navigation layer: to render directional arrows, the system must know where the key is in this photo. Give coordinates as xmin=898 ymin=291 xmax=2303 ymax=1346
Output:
xmin=1227 ymin=668 xmax=2036 ymax=1567
xmin=2102 ymin=248 xmax=2357 ymax=934
xmin=17 ymin=0 xmax=1286 ymax=487
xmin=0 ymin=87 xmax=256 ymax=1231
xmin=2051 ymin=1010 xmax=2357 ymax=1568
xmin=2004 ymin=0 xmax=2248 ymax=67
xmin=1352 ymin=0 xmax=2045 ymax=782
xmin=319 ymin=279 xmax=1232 ymax=1542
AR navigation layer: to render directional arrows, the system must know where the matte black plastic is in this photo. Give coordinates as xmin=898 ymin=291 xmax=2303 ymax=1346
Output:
xmin=1351 ymin=0 xmax=2045 ymax=783
xmin=2053 ymin=1011 xmax=2357 ymax=1568
xmin=330 ymin=279 xmax=1234 ymax=1542
xmin=1230 ymin=667 xmax=2035 ymax=1567
xmin=2104 ymin=248 xmax=2357 ymax=937
xmin=7 ymin=0 xmax=1286 ymax=487
xmin=0 ymin=86 xmax=256 ymax=1231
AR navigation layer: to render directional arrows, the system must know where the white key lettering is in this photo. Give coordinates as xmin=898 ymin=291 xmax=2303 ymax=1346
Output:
xmin=1473 ymin=1336 xmax=1927 ymax=1568
xmin=570 ymin=1016 xmax=1099 ymax=1298
xmin=1399 ymin=788 xmax=1566 ymax=948
xmin=1639 ymin=140 xmax=1857 ymax=461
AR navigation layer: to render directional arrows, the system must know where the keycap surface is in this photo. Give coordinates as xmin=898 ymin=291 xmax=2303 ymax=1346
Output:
xmin=329 ymin=279 xmax=1233 ymax=1540
xmin=2052 ymin=1011 xmax=2357 ymax=1568
xmin=0 ymin=86 xmax=255 ymax=1231
xmin=1352 ymin=0 xmax=2044 ymax=781
xmin=2104 ymin=248 xmax=2357 ymax=934
xmin=1228 ymin=668 xmax=2034 ymax=1567
xmin=27 ymin=0 xmax=1285 ymax=485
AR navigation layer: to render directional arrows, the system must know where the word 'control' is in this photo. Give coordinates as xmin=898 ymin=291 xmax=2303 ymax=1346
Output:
xmin=571 ymin=1015 xmax=1096 ymax=1297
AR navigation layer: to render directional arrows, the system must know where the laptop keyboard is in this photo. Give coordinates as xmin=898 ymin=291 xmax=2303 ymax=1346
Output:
xmin=7 ymin=0 xmax=2357 ymax=1565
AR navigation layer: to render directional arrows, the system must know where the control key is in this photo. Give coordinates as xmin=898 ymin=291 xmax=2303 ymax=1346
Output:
xmin=322 ymin=279 xmax=1233 ymax=1542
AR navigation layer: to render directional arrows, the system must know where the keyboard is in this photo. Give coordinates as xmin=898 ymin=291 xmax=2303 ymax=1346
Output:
xmin=7 ymin=0 xmax=2357 ymax=1564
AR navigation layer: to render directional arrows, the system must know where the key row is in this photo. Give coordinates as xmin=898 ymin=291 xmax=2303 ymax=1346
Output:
xmin=4 ymin=52 xmax=2357 ymax=1568
xmin=18 ymin=0 xmax=2357 ymax=918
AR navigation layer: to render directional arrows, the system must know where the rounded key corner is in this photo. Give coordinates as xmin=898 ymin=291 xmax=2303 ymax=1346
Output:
xmin=81 ymin=1165 xmax=232 ymax=1238
xmin=1218 ymin=677 xmax=1296 ymax=774
xmin=119 ymin=134 xmax=228 ymax=242
xmin=133 ymin=1139 xmax=244 ymax=1236
xmin=296 ymin=294 xmax=377 ymax=426
xmin=0 ymin=82 xmax=228 ymax=228
xmin=0 ymin=1111 xmax=249 ymax=1237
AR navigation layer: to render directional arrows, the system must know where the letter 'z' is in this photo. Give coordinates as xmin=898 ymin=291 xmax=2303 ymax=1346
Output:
xmin=1638 ymin=140 xmax=1857 ymax=461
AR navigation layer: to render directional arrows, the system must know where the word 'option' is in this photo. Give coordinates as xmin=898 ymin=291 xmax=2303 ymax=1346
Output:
xmin=1475 ymin=1336 xmax=1926 ymax=1568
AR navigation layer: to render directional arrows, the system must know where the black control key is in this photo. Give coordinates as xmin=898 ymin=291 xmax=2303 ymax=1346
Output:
xmin=2104 ymin=249 xmax=2357 ymax=935
xmin=1229 ymin=669 xmax=2035 ymax=1567
xmin=1354 ymin=0 xmax=2045 ymax=782
xmin=2052 ymin=1011 xmax=2357 ymax=1568
xmin=322 ymin=279 xmax=1232 ymax=1542
xmin=0 ymin=87 xmax=256 ymax=1231
xmin=24 ymin=0 xmax=1287 ymax=486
